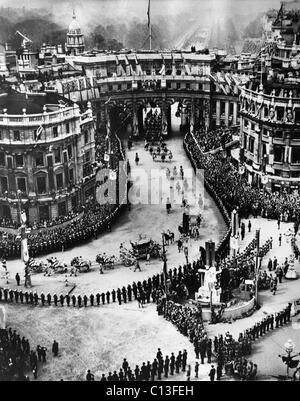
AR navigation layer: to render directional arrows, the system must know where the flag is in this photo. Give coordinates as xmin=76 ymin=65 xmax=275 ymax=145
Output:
xmin=159 ymin=64 xmax=165 ymax=75
xmin=20 ymin=211 xmax=27 ymax=224
xmin=21 ymin=237 xmax=29 ymax=263
xmin=35 ymin=124 xmax=44 ymax=141
xmin=147 ymin=0 xmax=151 ymax=27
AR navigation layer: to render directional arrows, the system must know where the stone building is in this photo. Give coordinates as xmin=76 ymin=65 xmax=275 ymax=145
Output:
xmin=239 ymin=3 xmax=300 ymax=192
xmin=65 ymin=10 xmax=85 ymax=56
xmin=0 ymin=89 xmax=95 ymax=223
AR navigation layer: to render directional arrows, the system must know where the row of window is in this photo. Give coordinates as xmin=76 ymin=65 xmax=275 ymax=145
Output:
xmin=244 ymin=119 xmax=300 ymax=139
xmin=273 ymin=146 xmax=300 ymax=164
xmin=244 ymin=134 xmax=300 ymax=164
xmin=0 ymin=145 xmax=74 ymax=168
xmin=104 ymin=82 xmax=204 ymax=92
xmin=0 ymin=122 xmax=72 ymax=142
xmin=0 ymin=169 xmax=74 ymax=195
xmin=244 ymin=107 xmax=300 ymax=123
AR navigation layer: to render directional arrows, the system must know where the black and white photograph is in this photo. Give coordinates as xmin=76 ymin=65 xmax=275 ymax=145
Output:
xmin=0 ymin=0 xmax=300 ymax=386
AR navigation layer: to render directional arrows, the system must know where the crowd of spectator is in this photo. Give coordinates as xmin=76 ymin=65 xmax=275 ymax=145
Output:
xmin=0 ymin=327 xmax=48 ymax=381
xmin=185 ymin=131 xmax=300 ymax=221
xmin=0 ymin=132 xmax=125 ymax=259
xmin=195 ymin=127 xmax=235 ymax=153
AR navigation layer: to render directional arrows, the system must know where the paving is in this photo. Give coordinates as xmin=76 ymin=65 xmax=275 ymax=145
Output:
xmin=2 ymin=136 xmax=300 ymax=381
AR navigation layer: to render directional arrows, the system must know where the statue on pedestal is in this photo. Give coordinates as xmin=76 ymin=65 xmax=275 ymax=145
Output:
xmin=195 ymin=265 xmax=221 ymax=304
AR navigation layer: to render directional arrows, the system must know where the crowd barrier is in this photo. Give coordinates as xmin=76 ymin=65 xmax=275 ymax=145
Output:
xmin=183 ymin=132 xmax=231 ymax=263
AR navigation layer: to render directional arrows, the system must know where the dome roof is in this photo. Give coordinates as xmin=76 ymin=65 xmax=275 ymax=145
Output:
xmin=68 ymin=12 xmax=81 ymax=33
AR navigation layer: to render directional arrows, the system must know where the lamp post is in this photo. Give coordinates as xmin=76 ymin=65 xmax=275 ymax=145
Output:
xmin=285 ymin=340 xmax=295 ymax=378
xmin=161 ymin=233 xmax=168 ymax=299
xmin=278 ymin=339 xmax=300 ymax=379
xmin=255 ymin=229 xmax=260 ymax=306
xmin=17 ymin=190 xmax=30 ymax=287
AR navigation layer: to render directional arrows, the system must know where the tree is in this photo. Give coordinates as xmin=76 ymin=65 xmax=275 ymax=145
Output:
xmin=243 ymin=15 xmax=264 ymax=38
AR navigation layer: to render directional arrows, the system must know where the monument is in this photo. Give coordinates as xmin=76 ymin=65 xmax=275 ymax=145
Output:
xmin=195 ymin=241 xmax=221 ymax=304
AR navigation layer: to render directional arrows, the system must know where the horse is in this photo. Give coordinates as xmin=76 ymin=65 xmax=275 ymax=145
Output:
xmin=162 ymin=230 xmax=175 ymax=245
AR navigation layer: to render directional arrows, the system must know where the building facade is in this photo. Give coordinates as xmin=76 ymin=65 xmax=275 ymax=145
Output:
xmin=239 ymin=3 xmax=300 ymax=192
xmin=0 ymin=90 xmax=95 ymax=224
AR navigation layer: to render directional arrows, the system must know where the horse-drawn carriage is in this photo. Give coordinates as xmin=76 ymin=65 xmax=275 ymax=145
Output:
xmin=70 ymin=257 xmax=92 ymax=273
xmin=130 ymin=236 xmax=161 ymax=259
xmin=27 ymin=258 xmax=46 ymax=274
xmin=27 ymin=257 xmax=67 ymax=275
xmin=96 ymin=253 xmax=118 ymax=270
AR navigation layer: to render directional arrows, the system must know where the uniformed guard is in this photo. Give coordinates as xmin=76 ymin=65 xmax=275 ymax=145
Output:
xmin=132 ymin=282 xmax=138 ymax=299
xmin=29 ymin=292 xmax=34 ymax=305
xmin=90 ymin=294 xmax=94 ymax=306
xmin=270 ymin=314 xmax=274 ymax=330
xmin=117 ymin=288 xmax=122 ymax=305
xmin=96 ymin=293 xmax=100 ymax=306
xmin=275 ymin=313 xmax=279 ymax=328
xmin=60 ymin=294 xmax=64 ymax=307
xmin=122 ymin=286 xmax=127 ymax=303
xmin=66 ymin=294 xmax=70 ymax=306
xmin=127 ymin=285 xmax=132 ymax=302
xmin=164 ymin=356 xmax=170 ymax=378
xmin=47 ymin=293 xmax=51 ymax=305
xmin=77 ymin=295 xmax=82 ymax=307
xmin=106 ymin=291 xmax=110 ymax=304
xmin=182 ymin=349 xmax=188 ymax=371
xmin=53 ymin=294 xmax=58 ymax=306
xmin=259 ymin=321 xmax=263 ymax=336
xmin=72 ymin=294 xmax=76 ymax=307
xmin=175 ymin=357 xmax=180 ymax=374
xmin=101 ymin=292 xmax=105 ymax=305
xmin=34 ymin=292 xmax=38 ymax=306
xmin=111 ymin=289 xmax=116 ymax=303
xmin=83 ymin=295 xmax=88 ymax=307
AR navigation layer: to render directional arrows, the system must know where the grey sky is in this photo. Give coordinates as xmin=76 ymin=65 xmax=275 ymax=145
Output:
xmin=0 ymin=0 xmax=287 ymax=36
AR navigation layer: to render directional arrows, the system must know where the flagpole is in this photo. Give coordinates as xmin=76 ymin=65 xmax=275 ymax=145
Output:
xmin=148 ymin=0 xmax=152 ymax=50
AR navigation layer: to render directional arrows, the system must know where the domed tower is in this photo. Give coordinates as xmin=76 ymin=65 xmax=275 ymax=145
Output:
xmin=66 ymin=10 xmax=85 ymax=56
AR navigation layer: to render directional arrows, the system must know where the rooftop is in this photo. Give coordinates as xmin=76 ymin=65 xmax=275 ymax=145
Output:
xmin=0 ymin=88 xmax=73 ymax=115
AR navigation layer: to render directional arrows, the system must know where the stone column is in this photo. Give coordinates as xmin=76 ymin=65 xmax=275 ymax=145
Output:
xmin=189 ymin=99 xmax=195 ymax=134
xmin=233 ymin=101 xmax=238 ymax=125
xmin=216 ymin=100 xmax=221 ymax=126
xmin=132 ymin=103 xmax=139 ymax=137
xmin=225 ymin=101 xmax=229 ymax=127
xmin=161 ymin=101 xmax=168 ymax=136
xmin=181 ymin=106 xmax=188 ymax=126
xmin=204 ymin=99 xmax=211 ymax=131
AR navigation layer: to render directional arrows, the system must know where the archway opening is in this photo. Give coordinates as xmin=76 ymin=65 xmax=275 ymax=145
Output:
xmin=170 ymin=102 xmax=182 ymax=134
xmin=142 ymin=105 xmax=162 ymax=141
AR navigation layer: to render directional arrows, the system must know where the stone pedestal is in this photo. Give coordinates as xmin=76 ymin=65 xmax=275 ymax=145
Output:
xmin=195 ymin=265 xmax=221 ymax=304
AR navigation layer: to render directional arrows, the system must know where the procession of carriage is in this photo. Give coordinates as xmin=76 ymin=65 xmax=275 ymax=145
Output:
xmin=26 ymin=235 xmax=162 ymax=275
xmin=96 ymin=236 xmax=162 ymax=270
xmin=26 ymin=256 xmax=92 ymax=276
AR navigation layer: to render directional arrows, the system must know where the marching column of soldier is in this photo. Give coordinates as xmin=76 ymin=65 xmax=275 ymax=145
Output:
xmin=95 ymin=348 xmax=188 ymax=382
xmin=0 ymin=258 xmax=204 ymax=309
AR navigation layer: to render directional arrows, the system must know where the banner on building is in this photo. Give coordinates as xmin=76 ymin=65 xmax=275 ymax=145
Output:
xmin=0 ymin=306 xmax=6 ymax=329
